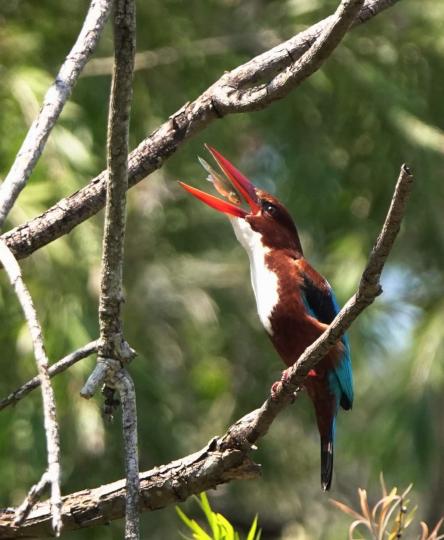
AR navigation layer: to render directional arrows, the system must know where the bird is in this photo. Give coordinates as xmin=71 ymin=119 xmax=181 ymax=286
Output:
xmin=179 ymin=145 xmax=353 ymax=491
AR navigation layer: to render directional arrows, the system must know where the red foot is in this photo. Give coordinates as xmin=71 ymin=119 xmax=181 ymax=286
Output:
xmin=281 ymin=368 xmax=292 ymax=382
xmin=271 ymin=368 xmax=293 ymax=399
xmin=271 ymin=381 xmax=282 ymax=400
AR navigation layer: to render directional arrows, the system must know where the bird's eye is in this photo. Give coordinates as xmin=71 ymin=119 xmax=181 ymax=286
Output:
xmin=262 ymin=201 xmax=278 ymax=217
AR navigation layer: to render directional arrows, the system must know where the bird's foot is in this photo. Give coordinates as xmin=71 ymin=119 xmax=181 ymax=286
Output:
xmin=271 ymin=368 xmax=296 ymax=400
xmin=281 ymin=367 xmax=292 ymax=383
xmin=270 ymin=380 xmax=282 ymax=400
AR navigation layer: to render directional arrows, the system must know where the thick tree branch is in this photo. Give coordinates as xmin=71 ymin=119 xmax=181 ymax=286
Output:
xmin=1 ymin=0 xmax=401 ymax=261
xmin=80 ymin=0 xmax=139 ymax=538
xmin=0 ymin=341 xmax=98 ymax=412
xmin=0 ymin=0 xmax=113 ymax=228
xmin=0 ymin=164 xmax=413 ymax=537
xmin=0 ymin=241 xmax=62 ymax=535
xmin=0 ymin=441 xmax=260 ymax=538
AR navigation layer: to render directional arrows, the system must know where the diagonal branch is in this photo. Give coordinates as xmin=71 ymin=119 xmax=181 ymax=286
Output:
xmin=0 ymin=0 xmax=113 ymax=228
xmin=0 ymin=164 xmax=413 ymax=538
xmin=1 ymin=0 xmax=401 ymax=262
xmin=0 ymin=341 xmax=98 ymax=412
xmin=0 ymin=241 xmax=62 ymax=536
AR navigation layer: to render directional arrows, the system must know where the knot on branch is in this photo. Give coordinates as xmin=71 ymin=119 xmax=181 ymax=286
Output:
xmin=357 ymin=280 xmax=383 ymax=300
xmin=98 ymin=333 xmax=136 ymax=364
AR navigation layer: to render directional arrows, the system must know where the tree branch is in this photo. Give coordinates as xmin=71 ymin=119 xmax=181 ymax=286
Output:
xmin=0 ymin=0 xmax=113 ymax=228
xmin=0 ymin=164 xmax=413 ymax=538
xmin=79 ymin=0 xmax=139 ymax=538
xmin=0 ymin=341 xmax=98 ymax=412
xmin=0 ymin=441 xmax=260 ymax=538
xmin=1 ymin=0 xmax=401 ymax=261
xmin=213 ymin=0 xmax=364 ymax=112
xmin=0 ymin=241 xmax=62 ymax=536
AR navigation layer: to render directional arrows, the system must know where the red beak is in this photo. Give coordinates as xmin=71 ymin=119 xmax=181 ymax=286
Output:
xmin=179 ymin=146 xmax=260 ymax=218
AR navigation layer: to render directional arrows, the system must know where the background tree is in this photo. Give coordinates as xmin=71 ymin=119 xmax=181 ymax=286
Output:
xmin=0 ymin=0 xmax=443 ymax=538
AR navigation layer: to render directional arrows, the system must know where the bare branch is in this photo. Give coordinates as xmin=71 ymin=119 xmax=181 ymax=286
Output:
xmin=80 ymin=0 xmax=139 ymax=538
xmin=0 ymin=341 xmax=98 ymax=412
xmin=213 ymin=0 xmax=364 ymax=112
xmin=0 ymin=441 xmax=260 ymax=538
xmin=2 ymin=0 xmax=402 ymax=262
xmin=0 ymin=0 xmax=112 ymax=228
xmin=0 ymin=241 xmax=62 ymax=535
xmin=114 ymin=370 xmax=139 ymax=539
xmin=13 ymin=473 xmax=50 ymax=527
xmin=0 ymin=164 xmax=413 ymax=537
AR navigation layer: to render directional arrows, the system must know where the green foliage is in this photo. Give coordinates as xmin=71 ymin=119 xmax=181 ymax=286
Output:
xmin=176 ymin=493 xmax=261 ymax=540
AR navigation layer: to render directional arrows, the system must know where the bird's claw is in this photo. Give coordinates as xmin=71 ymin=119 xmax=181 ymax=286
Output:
xmin=271 ymin=368 xmax=296 ymax=400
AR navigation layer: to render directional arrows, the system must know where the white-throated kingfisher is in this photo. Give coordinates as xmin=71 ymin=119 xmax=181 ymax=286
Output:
xmin=179 ymin=146 xmax=353 ymax=491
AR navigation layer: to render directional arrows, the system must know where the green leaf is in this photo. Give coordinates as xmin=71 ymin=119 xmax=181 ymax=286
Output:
xmin=246 ymin=515 xmax=260 ymax=540
xmin=198 ymin=493 xmax=218 ymax=538
xmin=176 ymin=506 xmax=212 ymax=540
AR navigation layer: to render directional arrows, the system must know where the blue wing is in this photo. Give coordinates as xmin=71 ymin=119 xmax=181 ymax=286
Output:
xmin=301 ymin=274 xmax=354 ymax=410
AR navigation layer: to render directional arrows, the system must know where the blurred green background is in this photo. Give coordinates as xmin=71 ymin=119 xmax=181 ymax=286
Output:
xmin=1 ymin=0 xmax=443 ymax=538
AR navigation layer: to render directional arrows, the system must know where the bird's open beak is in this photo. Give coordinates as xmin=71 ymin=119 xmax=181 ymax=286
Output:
xmin=179 ymin=145 xmax=260 ymax=218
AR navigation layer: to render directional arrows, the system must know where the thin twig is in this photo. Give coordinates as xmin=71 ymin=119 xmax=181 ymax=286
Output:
xmin=0 ymin=164 xmax=413 ymax=537
xmin=0 ymin=0 xmax=112 ymax=228
xmin=0 ymin=341 xmax=98 ymax=412
xmin=80 ymin=0 xmax=139 ymax=538
xmin=114 ymin=370 xmax=139 ymax=538
xmin=2 ymin=0 xmax=402 ymax=262
xmin=13 ymin=472 xmax=50 ymax=527
xmin=0 ymin=240 xmax=62 ymax=535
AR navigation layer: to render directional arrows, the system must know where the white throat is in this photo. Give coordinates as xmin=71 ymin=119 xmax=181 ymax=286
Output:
xmin=230 ymin=217 xmax=279 ymax=334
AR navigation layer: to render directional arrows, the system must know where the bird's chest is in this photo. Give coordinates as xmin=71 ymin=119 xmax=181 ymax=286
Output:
xmin=231 ymin=218 xmax=279 ymax=334
xmin=248 ymin=249 xmax=280 ymax=334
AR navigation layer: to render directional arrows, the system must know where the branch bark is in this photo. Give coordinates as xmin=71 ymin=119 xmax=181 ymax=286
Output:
xmin=0 ymin=441 xmax=260 ymax=538
xmin=213 ymin=0 xmax=365 ymax=112
xmin=0 ymin=241 xmax=62 ymax=535
xmin=0 ymin=164 xmax=413 ymax=538
xmin=1 ymin=0 xmax=401 ymax=261
xmin=0 ymin=0 xmax=112 ymax=228
xmin=79 ymin=0 xmax=139 ymax=538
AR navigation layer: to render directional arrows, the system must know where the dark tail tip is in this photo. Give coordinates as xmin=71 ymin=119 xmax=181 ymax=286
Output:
xmin=321 ymin=439 xmax=334 ymax=491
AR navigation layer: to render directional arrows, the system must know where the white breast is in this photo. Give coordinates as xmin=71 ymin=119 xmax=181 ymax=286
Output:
xmin=230 ymin=217 xmax=279 ymax=334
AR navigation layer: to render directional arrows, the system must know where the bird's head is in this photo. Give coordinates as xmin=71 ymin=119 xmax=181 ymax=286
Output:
xmin=179 ymin=146 xmax=303 ymax=254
